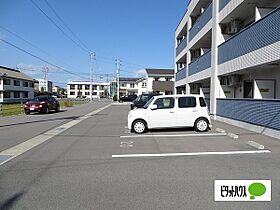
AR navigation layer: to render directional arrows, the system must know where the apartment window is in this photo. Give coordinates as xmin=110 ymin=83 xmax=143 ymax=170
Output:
xmin=166 ymin=78 xmax=171 ymax=81
xmin=4 ymin=91 xmax=11 ymax=98
xmin=4 ymin=79 xmax=10 ymax=85
xmin=85 ymin=85 xmax=90 ymax=90
xmin=85 ymin=92 xmax=90 ymax=95
xmin=70 ymin=91 xmax=75 ymax=95
xmin=14 ymin=91 xmax=20 ymax=98
xmin=23 ymin=81 xmax=29 ymax=87
xmin=77 ymin=85 xmax=83 ymax=90
xmin=93 ymin=92 xmax=97 ymax=95
xmin=70 ymin=85 xmax=75 ymax=90
xmin=142 ymin=82 xmax=146 ymax=87
xmin=92 ymin=85 xmax=97 ymax=90
xmin=23 ymin=92 xmax=29 ymax=98
xmin=121 ymin=83 xmax=127 ymax=87
xmin=130 ymin=84 xmax=135 ymax=88
xmin=154 ymin=77 xmax=159 ymax=81
xmin=29 ymin=82 xmax=34 ymax=88
xmin=14 ymin=80 xmax=20 ymax=86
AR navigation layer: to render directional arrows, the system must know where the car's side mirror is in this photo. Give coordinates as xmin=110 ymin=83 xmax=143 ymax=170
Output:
xmin=150 ymin=104 xmax=158 ymax=110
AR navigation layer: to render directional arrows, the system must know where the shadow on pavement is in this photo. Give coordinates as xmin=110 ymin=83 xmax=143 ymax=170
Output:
xmin=0 ymin=191 xmax=24 ymax=210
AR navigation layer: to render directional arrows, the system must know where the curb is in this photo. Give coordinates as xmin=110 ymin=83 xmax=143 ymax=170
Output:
xmin=247 ymin=141 xmax=265 ymax=150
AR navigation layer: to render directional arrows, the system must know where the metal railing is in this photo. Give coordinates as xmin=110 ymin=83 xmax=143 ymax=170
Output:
xmin=188 ymin=50 xmax=211 ymax=76
xmin=218 ymin=7 xmax=280 ymax=65
xmin=176 ymin=38 xmax=187 ymax=56
xmin=176 ymin=68 xmax=187 ymax=81
xmin=217 ymin=98 xmax=280 ymax=130
xmin=219 ymin=0 xmax=231 ymax=11
xmin=189 ymin=3 xmax=212 ymax=41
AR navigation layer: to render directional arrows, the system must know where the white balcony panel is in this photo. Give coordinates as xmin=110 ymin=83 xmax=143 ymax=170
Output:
xmin=188 ymin=68 xmax=211 ymax=83
xmin=219 ymin=0 xmax=244 ymax=22
xmin=188 ymin=20 xmax=212 ymax=49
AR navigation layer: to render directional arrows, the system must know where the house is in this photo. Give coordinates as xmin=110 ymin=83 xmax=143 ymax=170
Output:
xmin=145 ymin=69 xmax=175 ymax=95
xmin=175 ymin=0 xmax=280 ymax=137
xmin=67 ymin=81 xmax=110 ymax=98
xmin=0 ymin=66 xmax=37 ymax=103
xmin=119 ymin=77 xmax=141 ymax=96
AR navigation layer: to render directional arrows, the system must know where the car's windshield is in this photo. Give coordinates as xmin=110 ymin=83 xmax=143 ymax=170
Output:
xmin=143 ymin=97 xmax=154 ymax=109
xmin=140 ymin=95 xmax=149 ymax=102
xmin=31 ymin=97 xmax=48 ymax=102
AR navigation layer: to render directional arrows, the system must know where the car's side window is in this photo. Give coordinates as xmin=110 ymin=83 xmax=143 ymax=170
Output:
xmin=153 ymin=97 xmax=174 ymax=109
xmin=199 ymin=97 xmax=207 ymax=107
xmin=178 ymin=97 xmax=196 ymax=108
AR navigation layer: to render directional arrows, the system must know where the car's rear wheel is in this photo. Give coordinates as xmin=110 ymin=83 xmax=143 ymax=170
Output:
xmin=194 ymin=118 xmax=208 ymax=132
xmin=133 ymin=120 xmax=147 ymax=134
xmin=45 ymin=107 xmax=50 ymax=114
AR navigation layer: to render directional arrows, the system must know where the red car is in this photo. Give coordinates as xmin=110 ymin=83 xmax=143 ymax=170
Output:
xmin=24 ymin=96 xmax=60 ymax=114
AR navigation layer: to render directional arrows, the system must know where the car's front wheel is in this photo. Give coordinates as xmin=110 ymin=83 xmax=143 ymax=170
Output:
xmin=194 ymin=118 xmax=209 ymax=132
xmin=25 ymin=110 xmax=30 ymax=115
xmin=45 ymin=107 xmax=50 ymax=114
xmin=55 ymin=106 xmax=60 ymax=113
xmin=132 ymin=120 xmax=147 ymax=134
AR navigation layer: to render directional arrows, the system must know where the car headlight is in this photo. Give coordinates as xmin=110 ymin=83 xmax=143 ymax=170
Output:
xmin=39 ymin=105 xmax=43 ymax=108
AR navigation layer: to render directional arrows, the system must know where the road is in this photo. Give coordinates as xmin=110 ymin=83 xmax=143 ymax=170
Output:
xmin=0 ymin=101 xmax=279 ymax=210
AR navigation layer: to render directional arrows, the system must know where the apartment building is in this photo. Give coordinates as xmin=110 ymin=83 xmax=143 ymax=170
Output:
xmin=0 ymin=66 xmax=37 ymax=103
xmin=175 ymin=0 xmax=280 ymax=134
xmin=119 ymin=77 xmax=141 ymax=96
xmin=67 ymin=81 xmax=110 ymax=99
xmin=34 ymin=79 xmax=53 ymax=93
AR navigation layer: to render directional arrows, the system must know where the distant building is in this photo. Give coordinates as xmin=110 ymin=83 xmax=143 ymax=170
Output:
xmin=67 ymin=81 xmax=110 ymax=98
xmin=0 ymin=66 xmax=37 ymax=103
xmin=145 ymin=69 xmax=175 ymax=95
xmin=35 ymin=79 xmax=53 ymax=93
xmin=119 ymin=77 xmax=141 ymax=96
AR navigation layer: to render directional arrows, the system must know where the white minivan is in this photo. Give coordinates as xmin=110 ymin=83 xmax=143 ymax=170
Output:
xmin=128 ymin=95 xmax=211 ymax=133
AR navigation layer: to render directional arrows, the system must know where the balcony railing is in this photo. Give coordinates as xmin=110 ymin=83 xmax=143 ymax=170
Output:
xmin=219 ymin=0 xmax=231 ymax=11
xmin=175 ymin=67 xmax=186 ymax=81
xmin=218 ymin=7 xmax=280 ymax=65
xmin=189 ymin=3 xmax=212 ymax=41
xmin=188 ymin=50 xmax=211 ymax=76
xmin=176 ymin=38 xmax=187 ymax=56
xmin=217 ymin=98 xmax=280 ymax=130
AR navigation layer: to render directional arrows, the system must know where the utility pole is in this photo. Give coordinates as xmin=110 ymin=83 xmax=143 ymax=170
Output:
xmin=43 ymin=66 xmax=49 ymax=92
xmin=89 ymin=52 xmax=95 ymax=102
xmin=116 ymin=59 xmax=121 ymax=101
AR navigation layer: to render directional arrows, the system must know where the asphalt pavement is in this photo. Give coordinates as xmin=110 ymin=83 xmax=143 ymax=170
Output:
xmin=0 ymin=103 xmax=279 ymax=210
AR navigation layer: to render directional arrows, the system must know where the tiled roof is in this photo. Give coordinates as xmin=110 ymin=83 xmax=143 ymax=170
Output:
xmin=146 ymin=69 xmax=174 ymax=75
xmin=119 ymin=77 xmax=142 ymax=82
xmin=0 ymin=66 xmax=36 ymax=82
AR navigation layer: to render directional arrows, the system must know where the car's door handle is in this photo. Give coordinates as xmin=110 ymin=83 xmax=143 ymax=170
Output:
xmin=170 ymin=111 xmax=175 ymax=113
xmin=192 ymin=110 xmax=198 ymax=112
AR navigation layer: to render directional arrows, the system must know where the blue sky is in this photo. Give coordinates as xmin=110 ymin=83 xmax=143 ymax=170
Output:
xmin=0 ymin=0 xmax=188 ymax=86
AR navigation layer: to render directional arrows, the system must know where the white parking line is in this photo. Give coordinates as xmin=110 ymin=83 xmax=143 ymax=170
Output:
xmin=0 ymin=104 xmax=111 ymax=166
xmin=120 ymin=133 xmax=228 ymax=138
xmin=112 ymin=150 xmax=271 ymax=158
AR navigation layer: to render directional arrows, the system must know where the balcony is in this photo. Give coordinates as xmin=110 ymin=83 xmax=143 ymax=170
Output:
xmin=217 ymin=98 xmax=280 ymax=130
xmin=175 ymin=67 xmax=186 ymax=81
xmin=218 ymin=7 xmax=280 ymax=65
xmin=176 ymin=38 xmax=187 ymax=56
xmin=189 ymin=3 xmax=212 ymax=41
xmin=188 ymin=50 xmax=211 ymax=76
xmin=219 ymin=0 xmax=230 ymax=11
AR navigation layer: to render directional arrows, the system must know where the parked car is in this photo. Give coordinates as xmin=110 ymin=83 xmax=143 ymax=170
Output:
xmin=24 ymin=96 xmax=60 ymax=114
xmin=128 ymin=95 xmax=211 ymax=133
xmin=130 ymin=93 xmax=161 ymax=110
xmin=119 ymin=94 xmax=137 ymax=102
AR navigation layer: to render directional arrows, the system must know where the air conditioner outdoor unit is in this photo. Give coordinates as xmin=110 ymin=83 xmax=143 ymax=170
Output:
xmin=227 ymin=20 xmax=242 ymax=35
xmin=227 ymin=75 xmax=241 ymax=87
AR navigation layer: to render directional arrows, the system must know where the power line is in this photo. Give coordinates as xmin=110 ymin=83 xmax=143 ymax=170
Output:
xmin=43 ymin=0 xmax=90 ymax=52
xmin=0 ymin=38 xmax=87 ymax=80
xmin=29 ymin=0 xmax=88 ymax=53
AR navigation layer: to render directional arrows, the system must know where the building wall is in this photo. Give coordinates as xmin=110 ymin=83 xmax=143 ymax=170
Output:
xmin=67 ymin=82 xmax=110 ymax=98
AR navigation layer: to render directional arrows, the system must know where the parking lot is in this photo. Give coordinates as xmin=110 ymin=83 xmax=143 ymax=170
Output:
xmin=0 ymin=102 xmax=279 ymax=209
